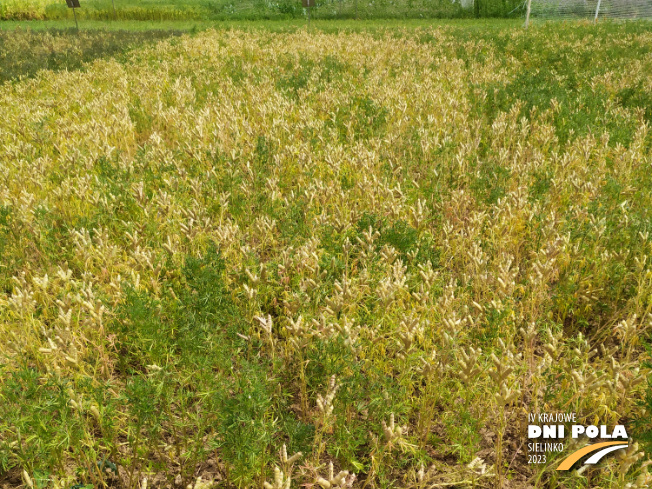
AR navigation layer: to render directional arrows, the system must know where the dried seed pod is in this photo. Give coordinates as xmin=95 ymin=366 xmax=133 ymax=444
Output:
xmin=264 ymin=467 xmax=290 ymax=489
xmin=458 ymin=347 xmax=482 ymax=383
xmin=519 ymin=322 xmax=538 ymax=348
xmin=618 ymin=442 xmax=645 ymax=475
xmin=255 ymin=314 xmax=273 ymax=336
xmin=279 ymin=444 xmax=302 ymax=466
xmin=22 ymin=471 xmax=34 ymax=489
xmin=494 ymin=382 xmax=520 ymax=407
xmin=489 ymin=353 xmax=515 ymax=386
xmin=315 ymin=462 xmax=354 ymax=489
xmin=382 ymin=413 xmax=407 ymax=446
xmin=317 ymin=375 xmax=340 ymax=419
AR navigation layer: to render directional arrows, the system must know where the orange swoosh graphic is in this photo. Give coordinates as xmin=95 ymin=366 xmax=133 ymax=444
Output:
xmin=556 ymin=442 xmax=628 ymax=471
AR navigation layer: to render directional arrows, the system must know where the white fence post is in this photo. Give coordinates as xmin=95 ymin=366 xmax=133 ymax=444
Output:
xmin=594 ymin=0 xmax=602 ymax=22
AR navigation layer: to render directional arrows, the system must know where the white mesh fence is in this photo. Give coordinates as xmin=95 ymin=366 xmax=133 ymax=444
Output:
xmin=529 ymin=0 xmax=652 ymax=20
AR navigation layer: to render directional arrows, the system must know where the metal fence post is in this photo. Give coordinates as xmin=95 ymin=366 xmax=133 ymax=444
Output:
xmin=594 ymin=0 xmax=602 ymax=22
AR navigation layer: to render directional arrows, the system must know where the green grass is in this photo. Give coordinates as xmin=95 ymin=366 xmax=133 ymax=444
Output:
xmin=0 ymin=0 xmax=523 ymax=22
xmin=0 ymin=17 xmax=522 ymax=30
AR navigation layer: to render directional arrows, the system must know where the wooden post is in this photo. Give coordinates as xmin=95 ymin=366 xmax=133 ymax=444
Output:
xmin=66 ymin=0 xmax=81 ymax=30
xmin=525 ymin=0 xmax=532 ymax=27
xmin=302 ymin=0 xmax=315 ymax=28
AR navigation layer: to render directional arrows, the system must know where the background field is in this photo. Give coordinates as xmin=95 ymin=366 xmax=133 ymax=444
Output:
xmin=1 ymin=18 xmax=652 ymax=489
xmin=0 ymin=0 xmax=523 ymax=22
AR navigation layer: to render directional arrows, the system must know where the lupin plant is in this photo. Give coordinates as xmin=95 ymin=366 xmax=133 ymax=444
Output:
xmin=1 ymin=21 xmax=652 ymax=489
